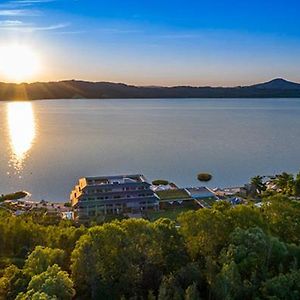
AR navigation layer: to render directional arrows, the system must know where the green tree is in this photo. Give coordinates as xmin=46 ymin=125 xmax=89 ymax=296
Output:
xmin=250 ymin=175 xmax=266 ymax=195
xmin=151 ymin=218 xmax=188 ymax=273
xmin=214 ymin=227 xmax=290 ymax=299
xmin=71 ymin=222 xmax=133 ymax=299
xmin=21 ymin=264 xmax=75 ymax=300
xmin=71 ymin=219 xmax=187 ymax=299
xmin=24 ymin=246 xmax=65 ymax=276
xmin=293 ymin=171 xmax=300 ymax=197
xmin=274 ymin=172 xmax=295 ymax=195
xmin=147 ymin=290 xmax=156 ymax=300
xmin=0 ymin=265 xmax=30 ymax=300
xmin=185 ymin=282 xmax=201 ymax=300
xmin=263 ymin=195 xmax=300 ymax=244
xmin=16 ymin=290 xmax=55 ymax=300
xmin=158 ymin=275 xmax=184 ymax=300
xmin=261 ymin=269 xmax=300 ymax=299
xmin=175 ymin=263 xmax=204 ymax=293
xmin=178 ymin=205 xmax=231 ymax=259
xmin=227 ymin=204 xmax=268 ymax=231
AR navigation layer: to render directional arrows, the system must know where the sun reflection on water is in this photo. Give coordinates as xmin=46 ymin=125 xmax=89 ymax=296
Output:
xmin=7 ymin=102 xmax=36 ymax=173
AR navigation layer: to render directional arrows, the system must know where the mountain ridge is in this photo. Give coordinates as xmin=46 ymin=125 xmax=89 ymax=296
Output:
xmin=1 ymin=78 xmax=300 ymax=100
xmin=250 ymin=78 xmax=300 ymax=90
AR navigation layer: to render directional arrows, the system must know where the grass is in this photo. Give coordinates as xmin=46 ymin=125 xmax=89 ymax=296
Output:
xmin=146 ymin=207 xmax=193 ymax=221
xmin=156 ymin=189 xmax=192 ymax=201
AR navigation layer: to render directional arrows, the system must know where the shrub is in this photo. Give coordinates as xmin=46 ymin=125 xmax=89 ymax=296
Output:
xmin=152 ymin=180 xmax=169 ymax=186
xmin=197 ymin=173 xmax=212 ymax=182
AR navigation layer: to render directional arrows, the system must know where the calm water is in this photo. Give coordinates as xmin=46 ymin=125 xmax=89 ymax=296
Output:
xmin=0 ymin=98 xmax=300 ymax=202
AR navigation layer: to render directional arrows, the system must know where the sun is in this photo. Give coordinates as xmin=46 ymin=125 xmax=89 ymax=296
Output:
xmin=0 ymin=44 xmax=40 ymax=83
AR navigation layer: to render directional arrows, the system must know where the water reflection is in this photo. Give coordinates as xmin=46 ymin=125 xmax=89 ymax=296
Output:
xmin=7 ymin=102 xmax=36 ymax=173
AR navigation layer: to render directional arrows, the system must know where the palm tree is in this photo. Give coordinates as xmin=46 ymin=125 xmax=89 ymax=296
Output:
xmin=274 ymin=172 xmax=295 ymax=195
xmin=250 ymin=175 xmax=266 ymax=195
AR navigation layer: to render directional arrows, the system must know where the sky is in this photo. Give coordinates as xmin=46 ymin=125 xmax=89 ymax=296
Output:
xmin=0 ymin=0 xmax=300 ymax=86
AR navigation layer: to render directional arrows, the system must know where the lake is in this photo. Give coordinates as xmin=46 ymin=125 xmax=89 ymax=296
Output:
xmin=0 ymin=98 xmax=300 ymax=202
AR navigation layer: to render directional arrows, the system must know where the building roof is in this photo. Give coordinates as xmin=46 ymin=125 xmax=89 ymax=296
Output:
xmin=83 ymin=174 xmax=147 ymax=186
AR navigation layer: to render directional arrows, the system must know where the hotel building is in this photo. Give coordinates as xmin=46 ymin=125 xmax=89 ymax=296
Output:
xmin=70 ymin=174 xmax=159 ymax=219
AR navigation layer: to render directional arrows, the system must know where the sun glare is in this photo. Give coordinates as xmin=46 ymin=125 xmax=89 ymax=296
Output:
xmin=7 ymin=102 xmax=36 ymax=173
xmin=0 ymin=45 xmax=40 ymax=83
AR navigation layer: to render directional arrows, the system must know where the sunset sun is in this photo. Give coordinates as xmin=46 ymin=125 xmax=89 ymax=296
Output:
xmin=0 ymin=45 xmax=40 ymax=83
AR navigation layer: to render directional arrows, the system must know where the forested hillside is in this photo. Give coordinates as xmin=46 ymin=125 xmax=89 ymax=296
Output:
xmin=1 ymin=195 xmax=300 ymax=299
xmin=1 ymin=78 xmax=300 ymax=100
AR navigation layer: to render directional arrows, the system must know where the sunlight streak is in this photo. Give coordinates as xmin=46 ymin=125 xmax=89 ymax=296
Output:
xmin=7 ymin=102 xmax=36 ymax=172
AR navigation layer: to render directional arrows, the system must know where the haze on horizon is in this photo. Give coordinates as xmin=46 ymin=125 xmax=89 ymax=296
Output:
xmin=0 ymin=0 xmax=300 ymax=86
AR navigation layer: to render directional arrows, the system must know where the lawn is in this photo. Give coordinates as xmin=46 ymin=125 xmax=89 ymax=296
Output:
xmin=155 ymin=189 xmax=192 ymax=201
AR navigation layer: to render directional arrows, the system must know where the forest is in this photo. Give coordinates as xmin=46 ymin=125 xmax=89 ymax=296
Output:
xmin=1 ymin=194 xmax=300 ymax=299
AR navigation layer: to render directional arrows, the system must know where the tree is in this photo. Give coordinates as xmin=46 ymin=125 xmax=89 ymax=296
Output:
xmin=274 ymin=172 xmax=295 ymax=195
xmin=262 ymin=195 xmax=300 ymax=244
xmin=293 ymin=171 xmax=300 ymax=197
xmin=185 ymin=282 xmax=201 ymax=300
xmin=158 ymin=275 xmax=184 ymax=300
xmin=71 ymin=222 xmax=136 ymax=299
xmin=197 ymin=173 xmax=212 ymax=183
xmin=151 ymin=218 xmax=188 ymax=273
xmin=0 ymin=265 xmax=30 ymax=300
xmin=175 ymin=263 xmax=204 ymax=292
xmin=214 ymin=227 xmax=290 ymax=299
xmin=227 ymin=205 xmax=268 ymax=232
xmin=19 ymin=264 xmax=75 ymax=300
xmin=215 ymin=227 xmax=270 ymax=299
xmin=250 ymin=175 xmax=266 ymax=195
xmin=214 ymin=261 xmax=242 ymax=300
xmin=261 ymin=270 xmax=300 ymax=299
xmin=147 ymin=290 xmax=156 ymax=300
xmin=178 ymin=206 xmax=231 ymax=259
xmin=24 ymin=246 xmax=66 ymax=276
xmin=16 ymin=290 xmax=55 ymax=300
xmin=71 ymin=219 xmax=188 ymax=299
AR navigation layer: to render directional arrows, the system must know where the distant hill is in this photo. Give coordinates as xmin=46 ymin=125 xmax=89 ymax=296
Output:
xmin=1 ymin=78 xmax=300 ymax=100
xmin=250 ymin=78 xmax=300 ymax=90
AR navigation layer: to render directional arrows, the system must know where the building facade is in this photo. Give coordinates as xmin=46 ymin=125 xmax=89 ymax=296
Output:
xmin=70 ymin=174 xmax=159 ymax=219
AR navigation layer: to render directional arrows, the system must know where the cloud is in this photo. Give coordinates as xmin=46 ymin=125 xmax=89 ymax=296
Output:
xmin=1 ymin=0 xmax=56 ymax=7
xmin=51 ymin=30 xmax=86 ymax=35
xmin=0 ymin=21 xmax=69 ymax=32
xmin=0 ymin=1 xmax=71 ymax=34
xmin=0 ymin=9 xmax=40 ymax=16
xmin=11 ymin=0 xmax=56 ymax=3
xmin=0 ymin=20 xmax=24 ymax=26
xmin=31 ymin=23 xmax=69 ymax=31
